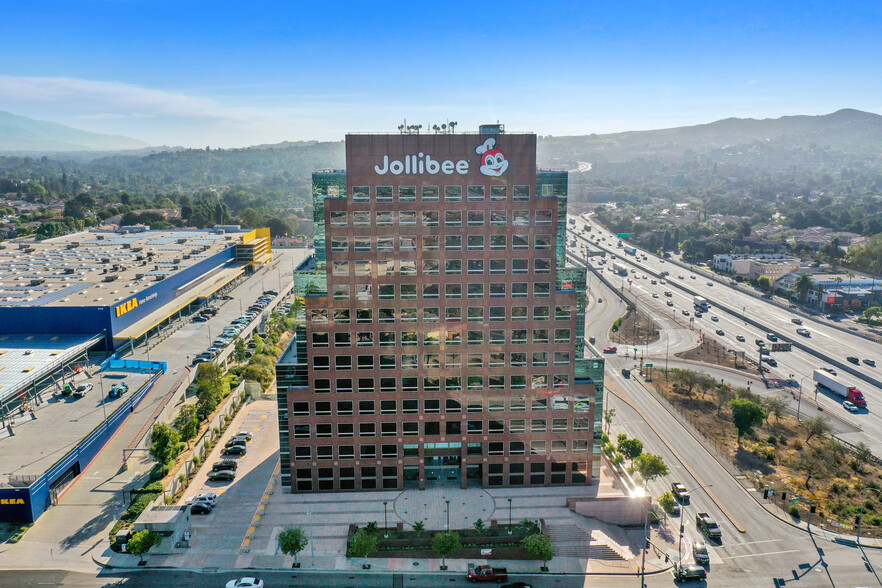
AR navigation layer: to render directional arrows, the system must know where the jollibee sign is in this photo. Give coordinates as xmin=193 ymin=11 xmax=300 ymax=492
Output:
xmin=373 ymin=137 xmax=508 ymax=177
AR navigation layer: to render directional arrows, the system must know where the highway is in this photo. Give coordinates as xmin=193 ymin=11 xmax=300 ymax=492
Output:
xmin=578 ymin=255 xmax=882 ymax=586
xmin=570 ymin=215 xmax=882 ymax=456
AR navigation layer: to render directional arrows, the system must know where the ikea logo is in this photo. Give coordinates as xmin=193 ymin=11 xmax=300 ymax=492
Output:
xmin=0 ymin=498 xmax=25 ymax=505
xmin=115 ymin=298 xmax=139 ymax=318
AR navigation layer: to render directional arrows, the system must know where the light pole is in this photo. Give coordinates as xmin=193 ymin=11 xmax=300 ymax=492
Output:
xmin=507 ymin=498 xmax=513 ymax=534
xmin=98 ymin=373 xmax=107 ymax=421
xmin=857 ymin=487 xmax=882 ymax=545
xmin=445 ymin=500 xmax=451 ymax=531
xmin=239 ymin=299 xmax=243 ymax=316
xmin=798 ymin=376 xmax=813 ymax=421
xmin=640 ymin=509 xmax=649 ymax=587
xmin=383 ymin=501 xmax=388 ymax=538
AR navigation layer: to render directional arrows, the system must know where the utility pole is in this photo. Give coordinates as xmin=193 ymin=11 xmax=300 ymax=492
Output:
xmin=640 ymin=509 xmax=648 ymax=587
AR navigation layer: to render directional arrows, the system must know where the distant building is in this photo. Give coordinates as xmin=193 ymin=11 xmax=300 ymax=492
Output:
xmin=712 ymin=253 xmax=800 ymax=281
xmin=775 ymin=271 xmax=882 ymax=310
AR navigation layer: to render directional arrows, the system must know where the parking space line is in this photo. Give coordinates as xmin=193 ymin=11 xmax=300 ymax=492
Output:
xmin=240 ymin=457 xmax=280 ymax=553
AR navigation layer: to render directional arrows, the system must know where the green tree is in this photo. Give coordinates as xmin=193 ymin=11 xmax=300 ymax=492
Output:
xmin=278 ymin=527 xmax=308 ymax=563
xmin=432 ymin=532 xmax=461 ymax=569
xmin=794 ymin=273 xmax=814 ymax=302
xmin=695 ymin=373 xmax=718 ymax=400
xmin=522 ymin=533 xmax=554 ymax=567
xmin=634 ymin=453 xmax=669 ymax=483
xmin=762 ymin=394 xmax=788 ymax=427
xmin=349 ymin=528 xmax=378 ymax=564
xmin=603 ymin=408 xmax=616 ymax=433
xmin=412 ymin=520 xmax=426 ymax=537
xmin=757 ymin=275 xmax=772 ymax=291
xmin=473 ymin=518 xmax=486 ymax=535
xmin=714 ymin=385 xmax=735 ymax=416
xmin=233 ymin=337 xmax=247 ymax=362
xmin=730 ymin=399 xmax=766 ymax=444
xmin=195 ymin=363 xmax=225 ymax=420
xmin=149 ymin=422 xmax=181 ymax=470
xmin=802 ymin=414 xmax=832 ymax=444
xmin=670 ymin=368 xmax=701 ymax=395
xmin=127 ymin=529 xmax=162 ymax=563
xmin=617 ymin=438 xmax=644 ymax=462
xmin=658 ymin=491 xmax=677 ymax=514
xmin=173 ymin=404 xmax=199 ymax=444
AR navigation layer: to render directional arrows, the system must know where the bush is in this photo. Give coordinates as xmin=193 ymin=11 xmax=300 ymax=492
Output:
xmin=767 ymin=435 xmax=777 ymax=445
xmin=831 ymin=481 xmax=848 ymax=494
xmin=789 ymin=505 xmax=800 ymax=518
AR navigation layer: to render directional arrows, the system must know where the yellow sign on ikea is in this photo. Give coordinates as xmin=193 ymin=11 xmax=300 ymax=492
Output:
xmin=0 ymin=498 xmax=25 ymax=505
xmin=115 ymin=298 xmax=139 ymax=317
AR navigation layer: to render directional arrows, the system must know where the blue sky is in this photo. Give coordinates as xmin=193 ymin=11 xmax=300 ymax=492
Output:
xmin=1 ymin=0 xmax=880 ymax=147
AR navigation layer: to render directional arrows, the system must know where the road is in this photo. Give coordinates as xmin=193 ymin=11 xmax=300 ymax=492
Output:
xmin=570 ymin=216 xmax=882 ymax=456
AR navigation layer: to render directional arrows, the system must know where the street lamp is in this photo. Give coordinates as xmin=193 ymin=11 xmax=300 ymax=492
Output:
xmin=383 ymin=501 xmax=388 ymax=538
xmin=677 ymin=485 xmax=713 ymax=569
xmin=798 ymin=376 xmax=814 ymax=421
xmin=507 ymin=498 xmax=513 ymax=535
xmin=857 ymin=487 xmax=882 ymax=545
xmin=445 ymin=500 xmax=451 ymax=531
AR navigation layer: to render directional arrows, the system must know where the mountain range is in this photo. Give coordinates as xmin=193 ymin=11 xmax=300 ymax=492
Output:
xmin=0 ymin=111 xmax=149 ymax=152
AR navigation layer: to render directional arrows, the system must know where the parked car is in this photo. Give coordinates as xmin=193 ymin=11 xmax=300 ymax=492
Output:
xmin=220 ymin=295 xmax=234 ymax=300
xmin=109 ymin=382 xmax=128 ymax=398
xmin=208 ymin=469 xmax=237 ymax=481
xmin=225 ymin=578 xmax=263 ymax=588
xmin=188 ymin=492 xmax=219 ymax=506
xmin=73 ymin=383 xmax=93 ymax=398
xmin=223 ymin=445 xmax=247 ymax=456
xmin=264 ymin=290 xmax=278 ymax=296
xmin=233 ymin=431 xmax=253 ymax=441
xmin=843 ymin=400 xmax=859 ymax=413
xmin=190 ymin=501 xmax=213 ymax=514
xmin=226 ymin=438 xmax=248 ymax=448
xmin=192 ymin=315 xmax=209 ymax=323
xmin=212 ymin=460 xmax=238 ymax=472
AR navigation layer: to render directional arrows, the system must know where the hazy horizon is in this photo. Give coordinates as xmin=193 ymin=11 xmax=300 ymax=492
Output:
xmin=1 ymin=0 xmax=880 ymax=148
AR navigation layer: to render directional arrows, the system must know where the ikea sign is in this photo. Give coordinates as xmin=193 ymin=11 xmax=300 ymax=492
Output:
xmin=115 ymin=298 xmax=139 ymax=318
xmin=0 ymin=498 xmax=25 ymax=505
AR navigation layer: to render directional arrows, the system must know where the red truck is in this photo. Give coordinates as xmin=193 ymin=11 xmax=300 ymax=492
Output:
xmin=468 ymin=565 xmax=509 ymax=583
xmin=813 ymin=369 xmax=867 ymax=408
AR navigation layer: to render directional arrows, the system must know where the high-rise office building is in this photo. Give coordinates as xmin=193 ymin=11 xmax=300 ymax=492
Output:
xmin=277 ymin=124 xmax=604 ymax=492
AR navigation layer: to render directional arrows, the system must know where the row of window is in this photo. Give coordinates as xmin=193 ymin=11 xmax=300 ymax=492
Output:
xmin=292 ymin=438 xmax=591 ymax=460
xmin=298 ymin=393 xmax=589 ymax=415
xmin=291 ymin=461 xmax=589 ymax=491
xmin=314 ymin=305 xmax=573 ymax=325
xmin=313 ymin=327 xmax=572 ymax=348
xmin=294 ymin=395 xmax=589 ymax=415
xmin=330 ymin=259 xmax=555 ymax=280
xmin=293 ymin=419 xmax=590 ymax=439
xmin=347 ymin=184 xmax=533 ymax=203
xmin=330 ymin=209 xmax=553 ymax=227
xmin=327 ymin=233 xmax=555 ymax=252
xmin=323 ymin=282 xmax=557 ymax=303
xmin=309 ymin=352 xmax=574 ymax=379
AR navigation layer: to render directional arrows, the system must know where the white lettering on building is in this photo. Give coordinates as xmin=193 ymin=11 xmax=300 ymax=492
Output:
xmin=374 ymin=152 xmax=470 ymax=176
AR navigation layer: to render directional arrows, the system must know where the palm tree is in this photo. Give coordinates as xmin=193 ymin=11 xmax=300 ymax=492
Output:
xmin=794 ymin=273 xmax=814 ymax=303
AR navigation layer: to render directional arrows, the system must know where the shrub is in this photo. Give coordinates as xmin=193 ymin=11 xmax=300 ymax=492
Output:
xmin=789 ymin=505 xmax=800 ymax=518
xmin=831 ymin=481 xmax=848 ymax=494
xmin=790 ymin=439 xmax=804 ymax=450
xmin=767 ymin=435 xmax=777 ymax=445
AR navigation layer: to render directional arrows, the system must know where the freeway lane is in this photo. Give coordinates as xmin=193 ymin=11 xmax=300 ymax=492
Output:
xmin=569 ymin=220 xmax=882 ymax=455
xmin=577 ymin=214 xmax=882 ymax=385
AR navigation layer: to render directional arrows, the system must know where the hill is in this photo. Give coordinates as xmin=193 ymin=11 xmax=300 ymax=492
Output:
xmin=537 ymin=108 xmax=882 ymax=169
xmin=0 ymin=111 xmax=150 ymax=152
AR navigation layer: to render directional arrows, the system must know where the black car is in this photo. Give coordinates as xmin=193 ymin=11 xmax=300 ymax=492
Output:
xmin=213 ymin=460 xmax=238 ymax=472
xmin=223 ymin=445 xmax=247 ymax=456
xmin=207 ymin=469 xmax=236 ymax=481
xmin=190 ymin=502 xmax=214 ymax=514
xmin=226 ymin=438 xmax=248 ymax=448
xmin=848 ymin=356 xmax=860 ymax=364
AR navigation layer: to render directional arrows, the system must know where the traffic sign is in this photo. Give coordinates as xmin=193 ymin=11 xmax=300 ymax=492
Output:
xmin=789 ymin=497 xmax=800 ymax=503
xmin=646 ymin=363 xmax=653 ymax=367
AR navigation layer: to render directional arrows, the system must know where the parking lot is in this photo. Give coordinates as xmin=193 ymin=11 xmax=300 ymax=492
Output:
xmin=179 ymin=399 xmax=279 ymax=556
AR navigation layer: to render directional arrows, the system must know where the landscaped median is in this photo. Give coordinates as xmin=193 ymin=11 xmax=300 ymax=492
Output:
xmin=342 ymin=519 xmax=552 ymax=563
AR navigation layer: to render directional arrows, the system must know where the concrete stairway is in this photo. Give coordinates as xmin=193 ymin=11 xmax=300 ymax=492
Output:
xmin=547 ymin=523 xmax=628 ymax=560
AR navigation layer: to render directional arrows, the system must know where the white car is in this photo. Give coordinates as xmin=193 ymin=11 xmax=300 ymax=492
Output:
xmin=843 ymin=401 xmax=859 ymax=413
xmin=652 ymin=293 xmax=659 ymax=298
xmin=226 ymin=579 xmax=264 ymax=588
xmin=188 ymin=492 xmax=219 ymax=506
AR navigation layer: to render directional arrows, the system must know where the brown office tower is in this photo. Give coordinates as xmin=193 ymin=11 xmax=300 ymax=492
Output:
xmin=277 ymin=124 xmax=604 ymax=492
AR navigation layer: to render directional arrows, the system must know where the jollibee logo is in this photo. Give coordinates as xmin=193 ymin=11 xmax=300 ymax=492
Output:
xmin=476 ymin=137 xmax=508 ymax=177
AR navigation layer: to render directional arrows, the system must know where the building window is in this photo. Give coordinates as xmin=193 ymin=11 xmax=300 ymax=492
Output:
xmin=339 ymin=446 xmax=355 ymax=459
xmin=467 ymin=211 xmax=485 ymax=226
xmin=335 ymin=356 xmax=353 ymax=371
xmin=356 ymin=309 xmax=373 ymax=323
xmin=445 ymin=235 xmax=462 ymax=250
xmin=403 ymin=422 xmax=419 ymax=436
xmin=445 ymin=210 xmax=462 ymax=226
xmin=381 ymin=422 xmax=397 ymax=437
xmin=467 ymin=421 xmax=483 ymax=435
xmin=488 ymin=351 xmax=505 ymax=367
xmin=316 ymin=446 xmax=333 ymax=460
xmin=445 ymin=398 xmax=462 ymax=413
xmin=512 ymin=234 xmax=529 ymax=250
xmin=401 ymin=284 xmax=417 ymax=300
xmin=535 ymin=258 xmax=552 ymax=273
xmin=490 ymin=185 xmax=507 ymax=201
xmin=378 ymin=284 xmax=395 ymax=299
xmin=445 ymin=185 xmax=462 ymax=201
xmin=376 ymin=186 xmax=393 ymax=202
xmin=399 ymin=186 xmax=416 ymax=202
xmin=312 ymin=332 xmax=329 ymax=348
xmin=490 ymin=235 xmax=507 ymax=250
xmin=513 ymin=185 xmax=530 ymax=200
xmin=422 ymin=235 xmax=440 ymax=250
xmin=445 ymin=353 xmax=461 ymax=368
xmin=467 ymin=235 xmax=484 ymax=250
xmin=530 ymin=441 xmax=546 ymax=455
xmin=376 ymin=212 xmax=393 ymax=226
xmin=534 ymin=282 xmax=551 ymax=297
xmin=357 ymin=355 xmax=375 ymax=370
xmin=445 ymin=259 xmax=462 ymax=275
xmin=512 ymin=306 xmax=528 ymax=321
xmin=337 ymin=379 xmax=353 ymax=394
xmin=535 ymin=235 xmax=552 ymax=250
xmin=360 ymin=444 xmax=377 ymax=458
xmin=490 ymin=259 xmax=506 ymax=275
xmin=467 ymin=185 xmax=485 ymax=201
xmin=510 ymin=419 xmax=526 ymax=434
xmin=399 ymin=211 xmax=416 ymax=226
xmin=312 ymin=356 xmax=330 ymax=371
xmin=512 ymin=259 xmax=529 ymax=274
xmin=510 ymin=441 xmax=526 ymax=455
xmin=467 ymin=307 xmax=484 ymax=322
xmin=535 ymin=210 xmax=552 ymax=225
xmin=295 ymin=446 xmax=311 ymax=461
xmin=338 ymin=423 xmax=354 ymax=438
xmin=422 ymin=186 xmax=439 ymax=202
xmin=467 ymin=283 xmax=484 ymax=298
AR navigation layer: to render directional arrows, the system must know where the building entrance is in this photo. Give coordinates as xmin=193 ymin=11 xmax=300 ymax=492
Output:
xmin=424 ymin=455 xmax=461 ymax=485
